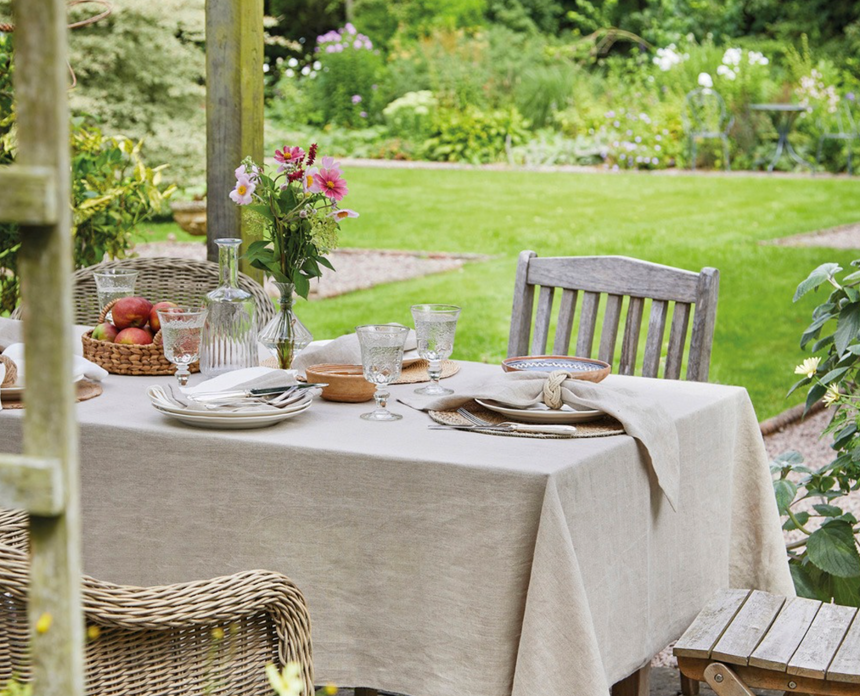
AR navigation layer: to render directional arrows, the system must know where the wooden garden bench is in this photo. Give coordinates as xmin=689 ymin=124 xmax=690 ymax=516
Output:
xmin=674 ymin=589 xmax=860 ymax=696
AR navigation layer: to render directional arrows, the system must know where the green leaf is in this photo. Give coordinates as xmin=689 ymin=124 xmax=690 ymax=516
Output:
xmin=814 ymin=504 xmax=844 ymax=517
xmin=832 ymin=575 xmax=860 ymax=606
xmin=822 ymin=366 xmax=851 ymax=384
xmin=292 ymin=270 xmax=310 ymax=299
xmin=835 ymin=303 xmax=860 ymax=355
xmin=774 ymin=451 xmax=804 ymax=466
xmin=807 ymin=520 xmax=860 ymax=578
xmin=794 ymin=263 xmax=842 ymax=302
xmin=790 ymin=562 xmax=825 ymax=600
xmin=787 ymin=377 xmax=811 ymax=397
xmin=317 ymin=256 xmax=335 ymax=271
xmin=806 ymin=383 xmax=826 ymax=414
xmin=774 ymin=479 xmax=798 ymax=514
xmin=784 ymin=511 xmax=810 ymax=531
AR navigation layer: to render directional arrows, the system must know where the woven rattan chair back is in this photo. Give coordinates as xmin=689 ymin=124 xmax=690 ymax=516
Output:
xmin=0 ymin=510 xmax=313 ymax=696
xmin=508 ymin=251 xmax=720 ymax=381
xmin=11 ymin=257 xmax=275 ymax=330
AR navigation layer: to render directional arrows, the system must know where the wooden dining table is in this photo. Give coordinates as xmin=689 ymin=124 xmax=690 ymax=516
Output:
xmin=0 ymin=360 xmax=794 ymax=696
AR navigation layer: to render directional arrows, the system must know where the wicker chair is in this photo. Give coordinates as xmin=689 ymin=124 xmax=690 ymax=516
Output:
xmin=11 ymin=257 xmax=275 ymax=331
xmin=0 ymin=509 xmax=313 ymax=696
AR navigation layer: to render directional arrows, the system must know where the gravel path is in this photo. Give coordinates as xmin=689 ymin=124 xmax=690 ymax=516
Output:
xmin=767 ymin=221 xmax=860 ymax=249
xmin=133 ymin=241 xmax=487 ymax=299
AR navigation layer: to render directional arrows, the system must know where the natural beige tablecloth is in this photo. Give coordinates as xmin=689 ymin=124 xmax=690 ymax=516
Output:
xmin=0 ymin=361 xmax=793 ymax=696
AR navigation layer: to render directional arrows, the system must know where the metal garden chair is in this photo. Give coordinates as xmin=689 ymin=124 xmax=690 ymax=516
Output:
xmin=508 ymin=251 xmax=720 ymax=381
xmin=684 ymin=88 xmax=734 ymax=171
xmin=816 ymin=99 xmax=860 ymax=174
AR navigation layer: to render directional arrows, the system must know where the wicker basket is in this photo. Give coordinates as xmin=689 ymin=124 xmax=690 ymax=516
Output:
xmin=81 ymin=299 xmax=200 ymax=377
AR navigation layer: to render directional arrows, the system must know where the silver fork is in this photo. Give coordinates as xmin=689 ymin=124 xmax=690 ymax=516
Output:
xmin=457 ymin=407 xmax=493 ymax=427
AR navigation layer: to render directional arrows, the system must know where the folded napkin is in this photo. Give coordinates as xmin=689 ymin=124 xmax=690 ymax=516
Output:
xmin=401 ymin=370 xmax=681 ymax=511
xmin=1 ymin=343 xmax=109 ymax=386
xmin=291 ymin=328 xmax=418 ymax=377
xmin=182 ymin=366 xmax=297 ymax=396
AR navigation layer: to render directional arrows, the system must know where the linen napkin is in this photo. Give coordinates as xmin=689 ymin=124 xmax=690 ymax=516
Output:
xmin=291 ymin=328 xmax=418 ymax=377
xmin=0 ymin=317 xmax=92 ymax=355
xmin=1 ymin=343 xmax=109 ymax=386
xmin=182 ymin=366 xmax=298 ymax=396
xmin=401 ymin=370 xmax=681 ymax=511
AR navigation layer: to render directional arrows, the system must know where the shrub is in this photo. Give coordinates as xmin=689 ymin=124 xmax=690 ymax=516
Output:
xmin=353 ymin=0 xmax=486 ymax=47
xmin=514 ymin=62 xmax=578 ymax=128
xmin=383 ymin=90 xmax=438 ymax=140
xmin=305 ymin=24 xmax=386 ymax=127
xmin=423 ymin=105 xmax=529 ymax=163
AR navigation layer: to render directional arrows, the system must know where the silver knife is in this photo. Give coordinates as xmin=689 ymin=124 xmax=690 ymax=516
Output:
xmin=429 ymin=423 xmax=577 ymax=435
xmin=190 ymin=384 xmax=326 ymax=403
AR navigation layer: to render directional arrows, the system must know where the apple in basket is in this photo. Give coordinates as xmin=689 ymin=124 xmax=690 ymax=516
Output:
xmin=112 ymin=296 xmax=153 ymax=330
xmin=115 ymin=327 xmax=153 ymax=346
xmin=149 ymin=301 xmax=179 ymax=333
xmin=92 ymin=322 xmax=119 ymax=342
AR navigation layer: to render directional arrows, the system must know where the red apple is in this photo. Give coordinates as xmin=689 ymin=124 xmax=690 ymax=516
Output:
xmin=112 ymin=296 xmax=153 ymax=330
xmin=92 ymin=322 xmax=119 ymax=342
xmin=149 ymin=301 xmax=179 ymax=333
xmin=115 ymin=327 xmax=153 ymax=346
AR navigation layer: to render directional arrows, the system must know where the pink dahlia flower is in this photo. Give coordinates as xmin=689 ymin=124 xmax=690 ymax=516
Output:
xmin=314 ymin=168 xmax=348 ymax=201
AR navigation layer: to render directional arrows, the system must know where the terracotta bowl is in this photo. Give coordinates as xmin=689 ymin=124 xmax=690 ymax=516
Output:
xmin=305 ymin=364 xmax=375 ymax=403
xmin=501 ymin=355 xmax=611 ymax=383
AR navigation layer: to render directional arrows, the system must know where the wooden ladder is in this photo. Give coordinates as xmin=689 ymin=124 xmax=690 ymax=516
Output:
xmin=0 ymin=1 xmax=85 ymax=695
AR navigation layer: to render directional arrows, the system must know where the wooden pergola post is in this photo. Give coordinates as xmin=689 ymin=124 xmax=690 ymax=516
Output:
xmin=205 ymin=0 xmax=264 ymax=280
xmin=0 ymin=1 xmax=85 ymax=694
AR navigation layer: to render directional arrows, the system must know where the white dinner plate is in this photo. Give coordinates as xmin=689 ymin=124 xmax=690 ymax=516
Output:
xmin=152 ymin=400 xmax=312 ymax=429
xmin=475 ymin=399 xmax=605 ymax=424
xmin=1 ymin=374 xmax=84 ymax=402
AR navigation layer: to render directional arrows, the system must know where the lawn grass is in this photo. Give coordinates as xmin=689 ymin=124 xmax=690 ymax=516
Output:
xmin=147 ymin=169 xmax=860 ymax=419
xmin=299 ymin=168 xmax=860 ymax=420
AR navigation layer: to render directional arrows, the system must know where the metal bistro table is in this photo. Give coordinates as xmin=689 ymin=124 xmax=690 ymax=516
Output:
xmin=750 ymin=103 xmax=814 ymax=172
xmin=0 ymin=362 xmax=794 ymax=696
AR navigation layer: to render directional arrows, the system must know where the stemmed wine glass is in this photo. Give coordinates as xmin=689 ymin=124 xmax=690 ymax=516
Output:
xmin=410 ymin=304 xmax=461 ymax=396
xmin=157 ymin=306 xmax=207 ymax=386
xmin=356 ymin=324 xmax=409 ymax=421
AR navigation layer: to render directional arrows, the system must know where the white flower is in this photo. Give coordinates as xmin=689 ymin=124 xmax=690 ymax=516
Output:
xmin=285 ymin=68 xmax=295 ymax=78
xmin=717 ymin=65 xmax=736 ymax=80
xmin=653 ymin=45 xmax=685 ymax=71
xmin=698 ymin=72 xmax=713 ymax=88
xmin=287 ymin=57 xmax=299 ymax=68
xmin=263 ymin=63 xmax=270 ymax=73
xmin=313 ymin=60 xmax=322 ymax=70
xmin=722 ymin=47 xmax=742 ymax=66
xmin=748 ymin=50 xmax=769 ymax=66
xmin=301 ymin=65 xmax=311 ymax=76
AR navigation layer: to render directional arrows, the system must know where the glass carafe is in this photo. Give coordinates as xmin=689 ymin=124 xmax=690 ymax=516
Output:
xmin=199 ymin=238 xmax=258 ymax=376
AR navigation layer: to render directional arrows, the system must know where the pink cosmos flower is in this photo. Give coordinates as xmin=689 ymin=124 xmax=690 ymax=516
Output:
xmin=235 ymin=164 xmax=259 ymax=182
xmin=229 ymin=175 xmax=255 ymax=205
xmin=303 ymin=167 xmax=321 ymax=193
xmin=274 ymin=146 xmax=305 ymax=172
xmin=351 ymin=94 xmax=362 ymax=104
xmin=320 ymin=155 xmax=341 ymax=172
xmin=328 ymin=208 xmax=359 ymax=220
xmin=314 ymin=168 xmax=348 ymax=201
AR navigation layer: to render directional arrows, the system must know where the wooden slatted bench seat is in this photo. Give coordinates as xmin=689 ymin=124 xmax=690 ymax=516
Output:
xmin=674 ymin=589 xmax=860 ymax=696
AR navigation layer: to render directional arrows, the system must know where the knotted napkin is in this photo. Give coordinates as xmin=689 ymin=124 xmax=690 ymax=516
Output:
xmin=291 ymin=328 xmax=418 ymax=377
xmin=401 ymin=370 xmax=681 ymax=511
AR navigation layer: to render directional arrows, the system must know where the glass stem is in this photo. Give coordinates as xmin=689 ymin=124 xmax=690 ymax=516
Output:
xmin=176 ymin=365 xmax=190 ymax=386
xmin=375 ymin=386 xmax=390 ymax=411
xmin=428 ymin=359 xmax=442 ymax=387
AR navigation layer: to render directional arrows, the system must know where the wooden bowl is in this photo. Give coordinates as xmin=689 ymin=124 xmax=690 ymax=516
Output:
xmin=305 ymin=364 xmax=375 ymax=403
xmin=501 ymin=355 xmax=611 ymax=383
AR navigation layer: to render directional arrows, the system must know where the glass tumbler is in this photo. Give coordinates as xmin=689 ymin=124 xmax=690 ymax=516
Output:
xmin=94 ymin=269 xmax=139 ymax=319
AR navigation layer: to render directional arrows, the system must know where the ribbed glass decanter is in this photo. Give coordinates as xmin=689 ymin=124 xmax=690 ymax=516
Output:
xmin=199 ymin=238 xmax=258 ymax=376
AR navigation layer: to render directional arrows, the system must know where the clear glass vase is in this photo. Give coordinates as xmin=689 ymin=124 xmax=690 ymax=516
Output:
xmin=199 ymin=238 xmax=258 ymax=377
xmin=260 ymin=281 xmax=312 ymax=370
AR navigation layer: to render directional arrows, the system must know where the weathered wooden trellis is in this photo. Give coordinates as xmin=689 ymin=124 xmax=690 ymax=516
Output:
xmin=0 ymin=0 xmax=85 ymax=694
xmin=0 ymin=0 xmax=267 ymax=691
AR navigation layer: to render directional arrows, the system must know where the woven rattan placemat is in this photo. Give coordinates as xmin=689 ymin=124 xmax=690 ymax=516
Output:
xmin=262 ymin=357 xmax=460 ymax=384
xmin=429 ymin=400 xmax=625 ymax=439
xmin=1 ymin=379 xmax=103 ymax=410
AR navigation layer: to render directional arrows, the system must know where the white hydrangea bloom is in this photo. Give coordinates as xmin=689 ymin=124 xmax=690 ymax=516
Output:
xmin=698 ymin=72 xmax=713 ymax=88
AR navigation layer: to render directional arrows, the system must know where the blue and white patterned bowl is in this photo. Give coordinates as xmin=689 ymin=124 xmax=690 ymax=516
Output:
xmin=501 ymin=355 xmax=611 ymax=383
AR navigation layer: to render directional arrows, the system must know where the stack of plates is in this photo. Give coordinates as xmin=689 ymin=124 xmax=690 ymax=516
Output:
xmin=149 ymin=390 xmax=313 ymax=430
xmin=475 ymin=399 xmax=604 ymax=424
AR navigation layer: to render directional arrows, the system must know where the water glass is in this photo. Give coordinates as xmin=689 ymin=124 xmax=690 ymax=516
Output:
xmin=94 ymin=269 xmax=139 ymax=314
xmin=411 ymin=304 xmax=461 ymax=396
xmin=356 ymin=324 xmax=409 ymax=422
xmin=158 ymin=306 xmax=207 ymax=386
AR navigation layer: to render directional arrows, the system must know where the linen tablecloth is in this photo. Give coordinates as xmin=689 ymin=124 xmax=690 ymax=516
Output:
xmin=0 ymin=362 xmax=793 ymax=696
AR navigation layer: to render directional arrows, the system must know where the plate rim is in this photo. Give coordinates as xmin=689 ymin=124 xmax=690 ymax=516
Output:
xmin=152 ymin=401 xmax=311 ymax=423
xmin=475 ymin=398 xmax=603 ymax=424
